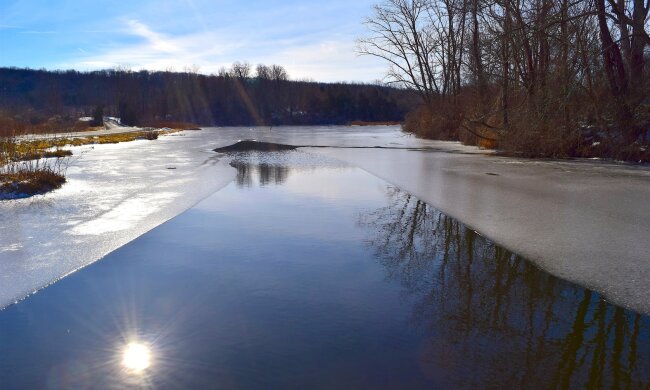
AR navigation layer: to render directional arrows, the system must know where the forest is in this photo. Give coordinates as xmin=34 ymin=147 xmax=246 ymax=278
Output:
xmin=0 ymin=64 xmax=415 ymax=134
xmin=359 ymin=0 xmax=650 ymax=161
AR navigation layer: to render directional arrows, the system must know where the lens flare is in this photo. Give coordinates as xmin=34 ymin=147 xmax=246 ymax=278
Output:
xmin=122 ymin=342 xmax=151 ymax=371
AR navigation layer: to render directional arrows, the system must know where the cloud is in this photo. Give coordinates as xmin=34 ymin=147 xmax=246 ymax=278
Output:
xmin=63 ymin=18 xmax=386 ymax=83
xmin=267 ymin=40 xmax=387 ymax=83
xmin=124 ymin=19 xmax=177 ymax=53
xmin=65 ymin=19 xmax=241 ymax=72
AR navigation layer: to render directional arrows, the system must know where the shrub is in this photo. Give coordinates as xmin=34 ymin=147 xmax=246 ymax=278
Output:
xmin=142 ymin=130 xmax=159 ymax=140
xmin=403 ymin=104 xmax=460 ymax=141
xmin=0 ymin=136 xmax=69 ymax=199
xmin=0 ymin=168 xmax=66 ymax=199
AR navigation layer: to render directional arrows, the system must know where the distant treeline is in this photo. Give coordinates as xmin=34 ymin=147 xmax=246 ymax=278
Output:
xmin=0 ymin=66 xmax=417 ymax=127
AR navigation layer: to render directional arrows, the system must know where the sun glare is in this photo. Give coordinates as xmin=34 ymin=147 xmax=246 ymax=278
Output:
xmin=122 ymin=342 xmax=152 ymax=371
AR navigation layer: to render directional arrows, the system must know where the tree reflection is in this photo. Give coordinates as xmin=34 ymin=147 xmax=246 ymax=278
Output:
xmin=359 ymin=187 xmax=649 ymax=389
xmin=231 ymin=161 xmax=290 ymax=187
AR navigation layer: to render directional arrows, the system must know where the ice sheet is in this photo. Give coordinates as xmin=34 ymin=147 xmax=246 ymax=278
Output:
xmin=0 ymin=131 xmax=236 ymax=308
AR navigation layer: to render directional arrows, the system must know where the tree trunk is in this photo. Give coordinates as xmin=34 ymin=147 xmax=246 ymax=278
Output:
xmin=596 ymin=0 xmax=636 ymax=142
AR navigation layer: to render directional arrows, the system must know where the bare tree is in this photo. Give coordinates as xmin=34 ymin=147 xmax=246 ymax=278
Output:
xmin=269 ymin=65 xmax=289 ymax=81
xmin=358 ymin=0 xmax=441 ymax=104
xmin=361 ymin=0 xmax=649 ymax=157
xmin=256 ymin=64 xmax=271 ymax=80
xmin=230 ymin=61 xmax=251 ymax=79
xmin=596 ymin=0 xmax=649 ymax=142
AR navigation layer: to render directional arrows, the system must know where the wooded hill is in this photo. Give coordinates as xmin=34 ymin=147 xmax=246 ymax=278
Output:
xmin=0 ymin=66 xmax=417 ymax=129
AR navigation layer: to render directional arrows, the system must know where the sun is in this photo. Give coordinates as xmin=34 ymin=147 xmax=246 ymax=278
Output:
xmin=122 ymin=342 xmax=152 ymax=371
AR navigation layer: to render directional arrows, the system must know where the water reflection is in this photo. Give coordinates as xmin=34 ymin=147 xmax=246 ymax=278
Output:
xmin=360 ymin=187 xmax=650 ymax=389
xmin=122 ymin=342 xmax=152 ymax=372
xmin=232 ymin=160 xmax=290 ymax=187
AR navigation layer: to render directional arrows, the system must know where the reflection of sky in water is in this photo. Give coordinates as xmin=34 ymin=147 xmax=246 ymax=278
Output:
xmin=0 ymin=158 xmax=647 ymax=388
xmin=122 ymin=342 xmax=152 ymax=372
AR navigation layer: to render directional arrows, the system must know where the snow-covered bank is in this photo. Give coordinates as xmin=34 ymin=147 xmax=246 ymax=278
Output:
xmin=0 ymin=131 xmax=236 ymax=308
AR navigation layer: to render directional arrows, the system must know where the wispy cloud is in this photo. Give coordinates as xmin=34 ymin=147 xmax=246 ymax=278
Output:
xmin=65 ymin=19 xmax=242 ymax=72
xmin=124 ymin=20 xmax=176 ymax=53
xmin=270 ymin=40 xmax=386 ymax=82
xmin=63 ymin=19 xmax=385 ymax=82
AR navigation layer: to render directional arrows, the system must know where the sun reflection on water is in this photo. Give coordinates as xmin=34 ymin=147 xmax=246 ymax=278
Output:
xmin=122 ymin=342 xmax=151 ymax=372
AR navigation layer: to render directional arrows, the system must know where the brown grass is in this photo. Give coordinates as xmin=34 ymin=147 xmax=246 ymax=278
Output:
xmin=0 ymin=169 xmax=66 ymax=198
xmin=403 ymin=104 xmax=461 ymax=141
xmin=1 ymin=138 xmax=75 ymax=164
xmin=142 ymin=130 xmax=159 ymax=140
xmin=16 ymin=149 xmax=73 ymax=161
xmin=2 ymin=128 xmax=180 ymax=164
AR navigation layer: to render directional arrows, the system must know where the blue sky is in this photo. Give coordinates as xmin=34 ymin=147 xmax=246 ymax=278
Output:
xmin=0 ymin=0 xmax=387 ymax=82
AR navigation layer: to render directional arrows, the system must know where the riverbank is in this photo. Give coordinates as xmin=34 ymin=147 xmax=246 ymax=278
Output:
xmin=1 ymin=126 xmax=191 ymax=199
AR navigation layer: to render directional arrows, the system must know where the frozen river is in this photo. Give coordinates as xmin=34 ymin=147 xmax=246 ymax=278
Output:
xmin=0 ymin=126 xmax=649 ymax=314
xmin=1 ymin=148 xmax=648 ymax=388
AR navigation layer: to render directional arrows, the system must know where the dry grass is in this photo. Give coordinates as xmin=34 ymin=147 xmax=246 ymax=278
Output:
xmin=0 ymin=169 xmax=66 ymax=199
xmin=142 ymin=130 xmax=159 ymax=140
xmin=85 ymin=129 xmax=181 ymax=144
xmin=0 ymin=142 xmax=69 ymax=199
xmin=14 ymin=148 xmax=72 ymax=161
xmin=403 ymin=104 xmax=461 ymax=141
xmin=1 ymin=138 xmax=74 ymax=164
xmin=3 ymin=128 xmax=180 ymax=163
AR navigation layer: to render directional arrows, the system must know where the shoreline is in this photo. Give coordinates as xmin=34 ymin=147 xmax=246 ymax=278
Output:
xmin=1 ymin=126 xmax=189 ymax=200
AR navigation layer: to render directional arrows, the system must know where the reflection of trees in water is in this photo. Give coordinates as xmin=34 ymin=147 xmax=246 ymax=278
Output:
xmin=231 ymin=161 xmax=290 ymax=187
xmin=359 ymin=187 xmax=649 ymax=389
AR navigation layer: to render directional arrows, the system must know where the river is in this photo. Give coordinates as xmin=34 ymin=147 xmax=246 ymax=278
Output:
xmin=0 ymin=126 xmax=648 ymax=387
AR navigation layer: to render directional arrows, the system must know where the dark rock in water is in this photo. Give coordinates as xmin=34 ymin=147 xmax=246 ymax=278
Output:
xmin=214 ymin=140 xmax=297 ymax=153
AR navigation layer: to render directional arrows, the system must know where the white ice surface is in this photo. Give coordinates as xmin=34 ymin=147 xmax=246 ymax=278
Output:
xmin=0 ymin=131 xmax=236 ymax=308
xmin=2 ymin=126 xmax=649 ymax=314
